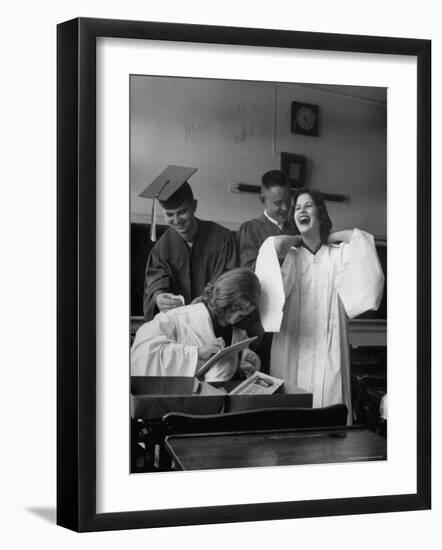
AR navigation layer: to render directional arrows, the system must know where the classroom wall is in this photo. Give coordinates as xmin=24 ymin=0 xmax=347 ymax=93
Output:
xmin=130 ymin=76 xmax=386 ymax=236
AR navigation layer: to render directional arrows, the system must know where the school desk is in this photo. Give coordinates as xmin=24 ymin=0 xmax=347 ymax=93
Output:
xmin=164 ymin=425 xmax=387 ymax=471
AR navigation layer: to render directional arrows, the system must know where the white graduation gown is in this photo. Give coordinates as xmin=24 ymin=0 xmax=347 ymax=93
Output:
xmin=131 ymin=302 xmax=247 ymax=382
xmin=255 ymin=229 xmax=384 ymax=413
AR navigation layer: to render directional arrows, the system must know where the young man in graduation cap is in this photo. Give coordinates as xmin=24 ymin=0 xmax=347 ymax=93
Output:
xmin=141 ymin=165 xmax=238 ymax=321
xmin=237 ymin=170 xmax=298 ymax=271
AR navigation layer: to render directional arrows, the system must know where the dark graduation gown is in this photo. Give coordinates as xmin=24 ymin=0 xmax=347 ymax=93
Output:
xmin=143 ymin=219 xmax=238 ymax=321
xmin=236 ymin=214 xmax=298 ymax=373
xmin=237 ymin=214 xmax=298 ymax=271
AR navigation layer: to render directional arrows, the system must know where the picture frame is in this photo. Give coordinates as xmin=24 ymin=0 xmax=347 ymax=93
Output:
xmin=57 ymin=17 xmax=431 ymax=532
xmin=280 ymin=151 xmax=306 ymax=188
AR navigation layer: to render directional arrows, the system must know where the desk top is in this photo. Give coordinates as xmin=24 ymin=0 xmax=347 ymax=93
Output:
xmin=165 ymin=426 xmax=386 ymax=471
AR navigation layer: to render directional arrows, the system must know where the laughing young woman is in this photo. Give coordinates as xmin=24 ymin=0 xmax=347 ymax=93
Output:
xmin=255 ymin=188 xmax=385 ymax=420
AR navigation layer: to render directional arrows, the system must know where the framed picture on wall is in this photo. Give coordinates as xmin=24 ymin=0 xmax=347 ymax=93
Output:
xmin=57 ymin=18 xmax=431 ymax=532
xmin=280 ymin=152 xmax=306 ymax=188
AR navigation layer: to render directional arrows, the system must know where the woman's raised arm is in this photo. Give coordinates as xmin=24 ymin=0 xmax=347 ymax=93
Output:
xmin=328 ymin=229 xmax=354 ymax=244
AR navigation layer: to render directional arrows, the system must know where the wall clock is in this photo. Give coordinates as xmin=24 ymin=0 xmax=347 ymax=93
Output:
xmin=291 ymin=101 xmax=319 ymax=136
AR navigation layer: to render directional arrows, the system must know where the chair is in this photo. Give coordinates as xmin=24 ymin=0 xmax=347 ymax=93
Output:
xmin=159 ymin=405 xmax=348 ymax=470
xmin=352 ymin=374 xmax=386 ymax=430
xmin=162 ymin=404 xmax=348 ymax=435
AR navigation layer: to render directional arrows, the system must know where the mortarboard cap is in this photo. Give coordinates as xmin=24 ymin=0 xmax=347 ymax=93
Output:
xmin=140 ymin=165 xmax=197 ymax=242
xmin=140 ymin=165 xmax=197 ymax=206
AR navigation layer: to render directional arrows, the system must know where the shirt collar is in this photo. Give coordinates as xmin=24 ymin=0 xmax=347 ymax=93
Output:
xmin=264 ymin=210 xmax=282 ymax=229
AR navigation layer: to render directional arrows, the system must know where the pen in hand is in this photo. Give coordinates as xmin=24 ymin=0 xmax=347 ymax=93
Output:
xmin=197 ymin=337 xmax=225 ymax=360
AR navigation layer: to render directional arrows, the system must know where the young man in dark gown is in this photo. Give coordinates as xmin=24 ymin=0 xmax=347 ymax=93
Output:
xmin=143 ymin=180 xmax=238 ymax=321
xmin=237 ymin=170 xmax=298 ymax=372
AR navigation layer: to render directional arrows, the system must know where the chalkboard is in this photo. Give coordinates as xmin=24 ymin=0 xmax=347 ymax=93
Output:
xmin=130 ymin=223 xmax=168 ymax=317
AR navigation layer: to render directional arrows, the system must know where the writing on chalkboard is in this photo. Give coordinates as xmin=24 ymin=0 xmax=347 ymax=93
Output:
xmin=234 ymin=122 xmax=256 ymax=143
xmin=184 ymin=103 xmax=260 ymax=143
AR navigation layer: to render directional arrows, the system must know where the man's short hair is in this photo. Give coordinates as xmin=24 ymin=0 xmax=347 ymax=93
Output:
xmin=261 ymin=170 xmax=289 ymax=190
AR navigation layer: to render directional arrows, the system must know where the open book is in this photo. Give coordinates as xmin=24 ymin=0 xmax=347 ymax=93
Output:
xmin=195 ymin=336 xmax=258 ymax=380
xmin=229 ymin=371 xmax=284 ymax=395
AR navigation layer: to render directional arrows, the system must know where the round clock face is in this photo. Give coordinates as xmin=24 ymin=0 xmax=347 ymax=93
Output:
xmin=296 ymin=106 xmax=317 ymax=131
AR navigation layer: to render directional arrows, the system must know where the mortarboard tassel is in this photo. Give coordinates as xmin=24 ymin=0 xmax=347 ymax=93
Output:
xmin=148 ymin=178 xmax=171 ymax=242
xmin=150 ymin=195 xmax=158 ymax=242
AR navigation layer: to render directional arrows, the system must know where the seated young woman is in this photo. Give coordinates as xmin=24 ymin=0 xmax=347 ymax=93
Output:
xmin=131 ymin=268 xmax=261 ymax=381
xmin=255 ymin=188 xmax=385 ymax=419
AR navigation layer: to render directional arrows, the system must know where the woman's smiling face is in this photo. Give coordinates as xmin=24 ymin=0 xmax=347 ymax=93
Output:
xmin=294 ymin=193 xmax=320 ymax=236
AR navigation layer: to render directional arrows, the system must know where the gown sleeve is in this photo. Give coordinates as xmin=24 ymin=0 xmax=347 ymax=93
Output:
xmin=143 ymin=246 xmax=174 ymax=321
xmin=255 ymin=237 xmax=295 ymax=332
xmin=238 ymin=222 xmax=261 ymax=270
xmin=211 ymin=229 xmax=238 ymax=278
xmin=335 ymin=228 xmax=385 ymax=319
xmin=131 ymin=312 xmax=199 ymax=377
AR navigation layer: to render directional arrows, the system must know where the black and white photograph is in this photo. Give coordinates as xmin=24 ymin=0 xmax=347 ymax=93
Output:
xmin=129 ymin=75 xmax=387 ymax=474
xmin=53 ymin=13 xmax=431 ymax=535
xmin=1 ymin=0 xmax=438 ymax=544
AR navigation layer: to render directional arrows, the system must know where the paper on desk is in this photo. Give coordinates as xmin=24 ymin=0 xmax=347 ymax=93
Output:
xmin=195 ymin=336 xmax=258 ymax=379
xmin=255 ymin=237 xmax=285 ymax=332
xmin=229 ymin=371 xmax=284 ymax=395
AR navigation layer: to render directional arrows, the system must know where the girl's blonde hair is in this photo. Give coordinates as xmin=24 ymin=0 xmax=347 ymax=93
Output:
xmin=202 ymin=268 xmax=260 ymax=317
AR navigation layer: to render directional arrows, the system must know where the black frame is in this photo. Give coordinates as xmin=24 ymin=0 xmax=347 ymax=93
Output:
xmin=57 ymin=17 xmax=431 ymax=532
xmin=280 ymin=152 xmax=306 ymax=188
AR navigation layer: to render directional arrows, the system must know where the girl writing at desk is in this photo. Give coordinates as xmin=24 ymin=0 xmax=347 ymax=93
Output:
xmin=131 ymin=268 xmax=261 ymax=381
xmin=255 ymin=189 xmax=384 ymax=418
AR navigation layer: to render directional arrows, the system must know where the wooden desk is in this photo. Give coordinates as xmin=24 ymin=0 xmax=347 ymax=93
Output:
xmin=131 ymin=376 xmax=312 ymax=419
xmin=131 ymin=376 xmax=311 ymax=472
xmin=165 ymin=426 xmax=386 ymax=471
